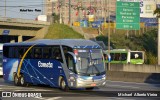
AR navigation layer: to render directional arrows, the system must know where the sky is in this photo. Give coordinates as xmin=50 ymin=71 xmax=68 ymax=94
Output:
xmin=0 ymin=0 xmax=45 ymax=20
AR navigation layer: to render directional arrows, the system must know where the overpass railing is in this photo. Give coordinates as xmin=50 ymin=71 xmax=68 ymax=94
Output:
xmin=0 ymin=17 xmax=50 ymax=25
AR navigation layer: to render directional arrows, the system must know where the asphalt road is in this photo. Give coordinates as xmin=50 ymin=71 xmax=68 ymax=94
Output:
xmin=0 ymin=78 xmax=160 ymax=100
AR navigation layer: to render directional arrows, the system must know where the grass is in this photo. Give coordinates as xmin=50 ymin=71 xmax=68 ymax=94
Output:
xmin=44 ymin=23 xmax=84 ymax=39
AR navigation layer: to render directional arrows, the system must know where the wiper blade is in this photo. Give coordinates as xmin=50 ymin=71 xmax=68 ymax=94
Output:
xmin=92 ymin=64 xmax=100 ymax=74
xmin=78 ymin=72 xmax=90 ymax=76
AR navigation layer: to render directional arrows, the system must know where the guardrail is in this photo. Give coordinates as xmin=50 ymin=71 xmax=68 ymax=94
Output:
xmin=0 ymin=17 xmax=50 ymax=25
xmin=109 ymin=64 xmax=160 ymax=73
xmin=107 ymin=71 xmax=160 ymax=84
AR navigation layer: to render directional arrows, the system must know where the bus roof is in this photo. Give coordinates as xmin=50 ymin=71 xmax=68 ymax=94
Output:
xmin=103 ymin=49 xmax=129 ymax=54
xmin=3 ymin=39 xmax=101 ymax=49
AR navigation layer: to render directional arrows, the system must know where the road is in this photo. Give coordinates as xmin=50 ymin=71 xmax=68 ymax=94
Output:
xmin=0 ymin=78 xmax=160 ymax=100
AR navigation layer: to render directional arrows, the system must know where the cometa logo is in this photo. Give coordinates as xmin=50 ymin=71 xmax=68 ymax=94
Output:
xmin=38 ymin=61 xmax=53 ymax=68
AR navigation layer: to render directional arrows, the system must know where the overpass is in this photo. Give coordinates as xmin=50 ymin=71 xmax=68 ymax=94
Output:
xmin=0 ymin=17 xmax=50 ymax=43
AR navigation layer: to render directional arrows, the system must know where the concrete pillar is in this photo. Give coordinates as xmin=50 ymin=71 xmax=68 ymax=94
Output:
xmin=18 ymin=35 xmax=23 ymax=42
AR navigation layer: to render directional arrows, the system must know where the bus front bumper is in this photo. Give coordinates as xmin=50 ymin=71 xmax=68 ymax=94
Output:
xmin=76 ymin=79 xmax=106 ymax=88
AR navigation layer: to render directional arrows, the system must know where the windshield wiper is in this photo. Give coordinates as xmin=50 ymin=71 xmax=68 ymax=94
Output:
xmin=78 ymin=72 xmax=90 ymax=76
xmin=92 ymin=64 xmax=100 ymax=74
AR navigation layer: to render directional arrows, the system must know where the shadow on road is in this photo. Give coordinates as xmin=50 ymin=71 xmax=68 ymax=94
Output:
xmin=144 ymin=73 xmax=160 ymax=87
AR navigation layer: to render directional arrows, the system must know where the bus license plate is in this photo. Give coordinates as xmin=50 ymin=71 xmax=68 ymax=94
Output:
xmin=91 ymin=83 xmax=96 ymax=86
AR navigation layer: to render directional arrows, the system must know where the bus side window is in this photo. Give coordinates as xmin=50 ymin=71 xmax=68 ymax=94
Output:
xmin=14 ymin=47 xmax=19 ymax=58
xmin=18 ymin=48 xmax=24 ymax=58
xmin=114 ymin=53 xmax=121 ymax=61
xmin=52 ymin=46 xmax=63 ymax=63
xmin=110 ymin=53 xmax=114 ymax=61
xmin=34 ymin=48 xmax=42 ymax=59
xmin=121 ymin=53 xmax=127 ymax=61
xmin=43 ymin=47 xmax=51 ymax=59
xmin=25 ymin=48 xmax=33 ymax=59
xmin=62 ymin=46 xmax=73 ymax=54
xmin=8 ymin=47 xmax=14 ymax=58
xmin=65 ymin=53 xmax=75 ymax=72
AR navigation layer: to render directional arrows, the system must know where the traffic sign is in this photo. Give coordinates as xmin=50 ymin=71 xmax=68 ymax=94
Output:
xmin=116 ymin=0 xmax=140 ymax=30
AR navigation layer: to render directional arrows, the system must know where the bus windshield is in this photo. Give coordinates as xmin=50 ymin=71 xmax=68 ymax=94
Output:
xmin=130 ymin=52 xmax=143 ymax=59
xmin=75 ymin=49 xmax=105 ymax=76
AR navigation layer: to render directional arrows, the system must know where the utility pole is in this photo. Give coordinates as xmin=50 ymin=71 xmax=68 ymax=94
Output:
xmin=104 ymin=0 xmax=106 ymax=23
xmin=157 ymin=0 xmax=160 ymax=65
xmin=102 ymin=0 xmax=106 ymax=35
xmin=108 ymin=0 xmax=111 ymax=70
xmin=59 ymin=0 xmax=62 ymax=24
xmin=69 ymin=0 xmax=71 ymax=26
xmin=158 ymin=18 xmax=160 ymax=65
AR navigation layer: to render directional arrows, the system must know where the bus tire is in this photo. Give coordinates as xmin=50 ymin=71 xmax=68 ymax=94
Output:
xmin=85 ymin=87 xmax=94 ymax=90
xmin=14 ymin=74 xmax=20 ymax=86
xmin=20 ymin=74 xmax=28 ymax=87
xmin=60 ymin=77 xmax=69 ymax=91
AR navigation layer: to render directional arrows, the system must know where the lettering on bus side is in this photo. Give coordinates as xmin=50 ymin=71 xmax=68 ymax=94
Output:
xmin=38 ymin=61 xmax=53 ymax=68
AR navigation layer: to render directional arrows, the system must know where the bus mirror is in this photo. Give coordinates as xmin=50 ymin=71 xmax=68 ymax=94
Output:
xmin=108 ymin=55 xmax=111 ymax=62
xmin=67 ymin=52 xmax=77 ymax=63
xmin=105 ymin=54 xmax=111 ymax=62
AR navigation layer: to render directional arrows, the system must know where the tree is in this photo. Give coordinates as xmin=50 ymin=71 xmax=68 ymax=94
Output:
xmin=52 ymin=13 xmax=60 ymax=23
xmin=154 ymin=7 xmax=160 ymax=18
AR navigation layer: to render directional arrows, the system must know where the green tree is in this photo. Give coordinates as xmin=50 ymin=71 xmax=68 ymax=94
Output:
xmin=154 ymin=7 xmax=160 ymax=18
xmin=52 ymin=13 xmax=60 ymax=23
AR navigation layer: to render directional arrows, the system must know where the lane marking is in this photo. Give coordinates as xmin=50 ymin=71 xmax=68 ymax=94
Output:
xmin=34 ymin=97 xmax=45 ymax=100
xmin=107 ymin=84 xmax=140 ymax=89
xmin=107 ymin=97 xmax=135 ymax=100
xmin=46 ymin=97 xmax=62 ymax=100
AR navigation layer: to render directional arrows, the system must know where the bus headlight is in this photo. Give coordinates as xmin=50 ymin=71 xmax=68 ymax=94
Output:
xmin=77 ymin=78 xmax=84 ymax=82
xmin=102 ymin=75 xmax=106 ymax=80
xmin=69 ymin=76 xmax=75 ymax=81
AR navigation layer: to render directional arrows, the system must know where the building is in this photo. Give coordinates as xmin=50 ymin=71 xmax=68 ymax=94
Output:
xmin=45 ymin=0 xmax=116 ymax=24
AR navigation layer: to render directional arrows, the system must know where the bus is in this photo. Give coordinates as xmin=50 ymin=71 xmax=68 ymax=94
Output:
xmin=0 ymin=44 xmax=3 ymax=76
xmin=104 ymin=49 xmax=145 ymax=64
xmin=3 ymin=39 xmax=106 ymax=90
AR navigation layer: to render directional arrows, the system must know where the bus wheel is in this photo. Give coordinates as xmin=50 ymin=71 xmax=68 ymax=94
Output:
xmin=60 ymin=77 xmax=69 ymax=91
xmin=20 ymin=74 xmax=27 ymax=86
xmin=14 ymin=74 xmax=20 ymax=86
xmin=86 ymin=87 xmax=94 ymax=90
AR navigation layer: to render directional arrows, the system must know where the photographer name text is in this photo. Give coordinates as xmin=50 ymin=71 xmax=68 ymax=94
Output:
xmin=20 ymin=9 xmax=41 ymax=12
xmin=118 ymin=92 xmax=158 ymax=97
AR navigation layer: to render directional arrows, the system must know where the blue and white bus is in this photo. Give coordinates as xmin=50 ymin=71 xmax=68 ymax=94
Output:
xmin=3 ymin=39 xmax=106 ymax=90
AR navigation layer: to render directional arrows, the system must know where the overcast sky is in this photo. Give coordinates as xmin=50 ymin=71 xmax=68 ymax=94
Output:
xmin=0 ymin=0 xmax=45 ymax=20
